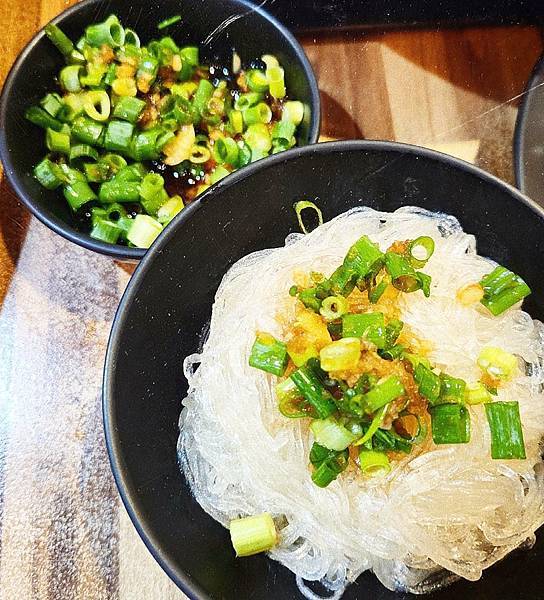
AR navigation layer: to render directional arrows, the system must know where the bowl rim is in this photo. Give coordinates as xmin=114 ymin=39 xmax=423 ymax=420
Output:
xmin=513 ymin=52 xmax=544 ymax=194
xmin=103 ymin=138 xmax=544 ymax=599
xmin=0 ymin=0 xmax=321 ymax=261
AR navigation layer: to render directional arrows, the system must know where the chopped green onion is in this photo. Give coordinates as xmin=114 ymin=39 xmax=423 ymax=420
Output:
xmin=249 ymin=332 xmax=288 ymax=376
xmin=429 ymin=403 xmax=470 ymax=444
xmin=344 ymin=236 xmax=384 ymax=279
xmin=384 ymin=319 xmax=403 ymax=348
xmin=157 ymin=15 xmax=182 ymax=30
xmin=384 ymin=251 xmax=423 ymax=293
xmin=368 ymin=279 xmax=389 ymax=304
xmin=354 ymin=405 xmax=387 ymax=446
xmin=464 ymin=382 xmax=491 ymax=405
xmin=407 ymin=236 xmax=435 ymax=268
xmin=210 ymin=166 xmax=230 ymax=184
xmin=126 ymin=214 xmax=162 ymax=248
xmin=480 ymin=265 xmax=531 ymax=316
xmin=40 ymin=93 xmax=64 ymax=118
xmin=319 ymin=338 xmax=361 ymax=372
xmin=124 ymin=28 xmax=141 ymax=47
xmin=372 ymin=428 xmax=412 ymax=454
xmin=90 ymin=218 xmax=122 ymax=244
xmin=477 ymin=346 xmax=518 ymax=380
xmin=229 ymin=513 xmax=277 ymax=557
xmin=104 ymin=120 xmax=134 ymax=154
xmin=266 ymin=65 xmax=286 ymax=99
xmin=439 ymin=373 xmax=466 ymax=402
xmin=310 ymin=417 xmax=357 ymax=451
xmin=485 ymin=401 xmax=526 ymax=459
xmin=243 ymin=102 xmax=272 ymax=126
xmin=294 ymin=200 xmax=323 ymax=235
xmin=69 ymin=144 xmax=99 ymax=168
xmin=60 ymin=65 xmax=83 ymax=93
xmin=84 ymin=90 xmax=111 ymax=122
xmin=276 ymin=378 xmax=308 ymax=418
xmin=234 ymin=92 xmax=263 ymax=111
xmin=71 ymin=116 xmax=104 ymax=145
xmin=213 ymin=137 xmax=239 ymax=165
xmin=63 ymin=180 xmax=97 ymax=211
xmin=282 ymin=101 xmax=304 ymax=126
xmin=157 ymin=195 xmax=184 ymax=225
xmin=98 ymin=180 xmax=140 ymax=204
xmin=414 ymin=363 xmax=441 ymax=404
xmin=311 ymin=446 xmax=349 ymax=487
xmin=86 ymin=14 xmax=125 ymax=48
xmin=319 ymin=296 xmax=349 ymax=321
xmin=191 ymin=79 xmax=214 ymax=119
xmin=139 ymin=172 xmax=168 ymax=215
xmin=359 ymin=450 xmax=390 ymax=476
xmin=243 ymin=123 xmax=272 ymax=153
xmin=84 ymin=162 xmax=110 ymax=183
xmin=290 ymin=364 xmax=336 ymax=419
xmin=46 ymin=128 xmax=71 ymax=155
xmin=25 ymin=106 xmax=63 ymax=131
xmin=246 ymin=69 xmax=269 ymax=93
xmin=378 ymin=344 xmax=405 ymax=361
xmin=44 ymin=23 xmax=74 ymax=57
xmin=34 ymin=158 xmax=64 ymax=190
xmin=228 ymin=110 xmax=244 ymax=134
xmin=271 ymin=120 xmax=296 ymax=150
xmin=342 ymin=312 xmax=386 ymax=348
xmin=113 ymin=96 xmax=146 ymax=123
xmin=363 ymin=376 xmax=405 ymax=413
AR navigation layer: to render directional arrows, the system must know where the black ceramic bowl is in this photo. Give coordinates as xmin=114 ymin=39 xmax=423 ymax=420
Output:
xmin=514 ymin=53 xmax=544 ymax=204
xmin=104 ymin=140 xmax=544 ymax=599
xmin=0 ymin=0 xmax=320 ymax=260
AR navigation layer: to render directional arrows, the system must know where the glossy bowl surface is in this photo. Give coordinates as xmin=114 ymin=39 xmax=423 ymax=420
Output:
xmin=0 ymin=0 xmax=320 ymax=259
xmin=104 ymin=140 xmax=544 ymax=599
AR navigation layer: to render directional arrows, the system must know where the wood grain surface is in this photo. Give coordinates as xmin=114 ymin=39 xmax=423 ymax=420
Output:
xmin=0 ymin=2 xmax=542 ymax=598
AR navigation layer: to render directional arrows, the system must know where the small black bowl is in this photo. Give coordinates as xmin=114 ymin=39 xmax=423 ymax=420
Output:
xmin=0 ymin=0 xmax=320 ymax=260
xmin=514 ymin=53 xmax=544 ymax=204
xmin=104 ymin=140 xmax=544 ymax=600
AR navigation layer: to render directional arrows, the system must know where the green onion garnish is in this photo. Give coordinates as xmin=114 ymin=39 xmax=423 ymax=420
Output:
xmin=319 ymin=338 xmax=361 ymax=372
xmin=464 ymin=382 xmax=491 ymax=405
xmin=480 ymin=265 xmax=531 ymax=316
xmin=363 ymin=375 xmax=405 ymax=413
xmin=359 ymin=449 xmax=391 ymax=476
xmin=248 ymin=333 xmax=289 ymax=376
xmin=407 ymin=236 xmax=435 ymax=268
xmin=309 ymin=443 xmax=349 ymax=487
xmin=353 ymin=405 xmax=387 ymax=447
xmin=294 ymin=200 xmax=323 ymax=235
xmin=429 ymin=403 xmax=470 ymax=444
xmin=342 ymin=312 xmax=386 ymax=347
xmin=290 ymin=364 xmax=337 ymax=420
xmin=414 ymin=363 xmax=441 ymax=403
xmin=438 ymin=373 xmax=466 ymax=403
xmin=310 ymin=417 xmax=357 ymax=451
xmin=485 ymin=401 xmax=526 ymax=460
xmin=477 ymin=346 xmax=518 ymax=381
xmin=157 ymin=15 xmax=182 ymax=30
xmin=343 ymin=235 xmax=384 ymax=279
xmin=229 ymin=513 xmax=278 ymax=557
xmin=319 ymin=296 xmax=349 ymax=321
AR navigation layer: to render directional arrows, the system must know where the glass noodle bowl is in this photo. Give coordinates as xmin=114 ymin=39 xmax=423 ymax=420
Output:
xmin=178 ymin=206 xmax=544 ymax=598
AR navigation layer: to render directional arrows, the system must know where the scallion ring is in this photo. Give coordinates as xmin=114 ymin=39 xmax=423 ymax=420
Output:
xmin=83 ymin=90 xmax=111 ymax=122
xmin=294 ymin=200 xmax=323 ymax=235
xmin=407 ymin=236 xmax=435 ymax=267
xmin=319 ymin=296 xmax=349 ymax=321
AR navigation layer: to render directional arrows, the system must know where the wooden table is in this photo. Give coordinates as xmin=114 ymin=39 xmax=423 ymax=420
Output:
xmin=0 ymin=2 xmax=542 ymax=598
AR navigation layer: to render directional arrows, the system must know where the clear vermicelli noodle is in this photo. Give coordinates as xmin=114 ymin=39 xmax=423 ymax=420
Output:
xmin=177 ymin=206 xmax=544 ymax=596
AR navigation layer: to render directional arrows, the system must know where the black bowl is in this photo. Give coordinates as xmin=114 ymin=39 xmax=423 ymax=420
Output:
xmin=104 ymin=140 xmax=544 ymax=599
xmin=514 ymin=53 xmax=544 ymax=204
xmin=0 ymin=0 xmax=320 ymax=260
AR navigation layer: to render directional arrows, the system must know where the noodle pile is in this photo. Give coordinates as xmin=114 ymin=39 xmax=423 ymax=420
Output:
xmin=178 ymin=207 xmax=544 ymax=596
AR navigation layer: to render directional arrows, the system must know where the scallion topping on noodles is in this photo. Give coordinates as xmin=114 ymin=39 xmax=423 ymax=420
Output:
xmin=179 ymin=207 xmax=542 ymax=599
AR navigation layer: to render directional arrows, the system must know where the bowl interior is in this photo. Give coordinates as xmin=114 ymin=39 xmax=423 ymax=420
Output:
xmin=0 ymin=0 xmax=319 ymax=258
xmin=104 ymin=141 xmax=544 ymax=600
xmin=514 ymin=54 xmax=544 ymax=203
